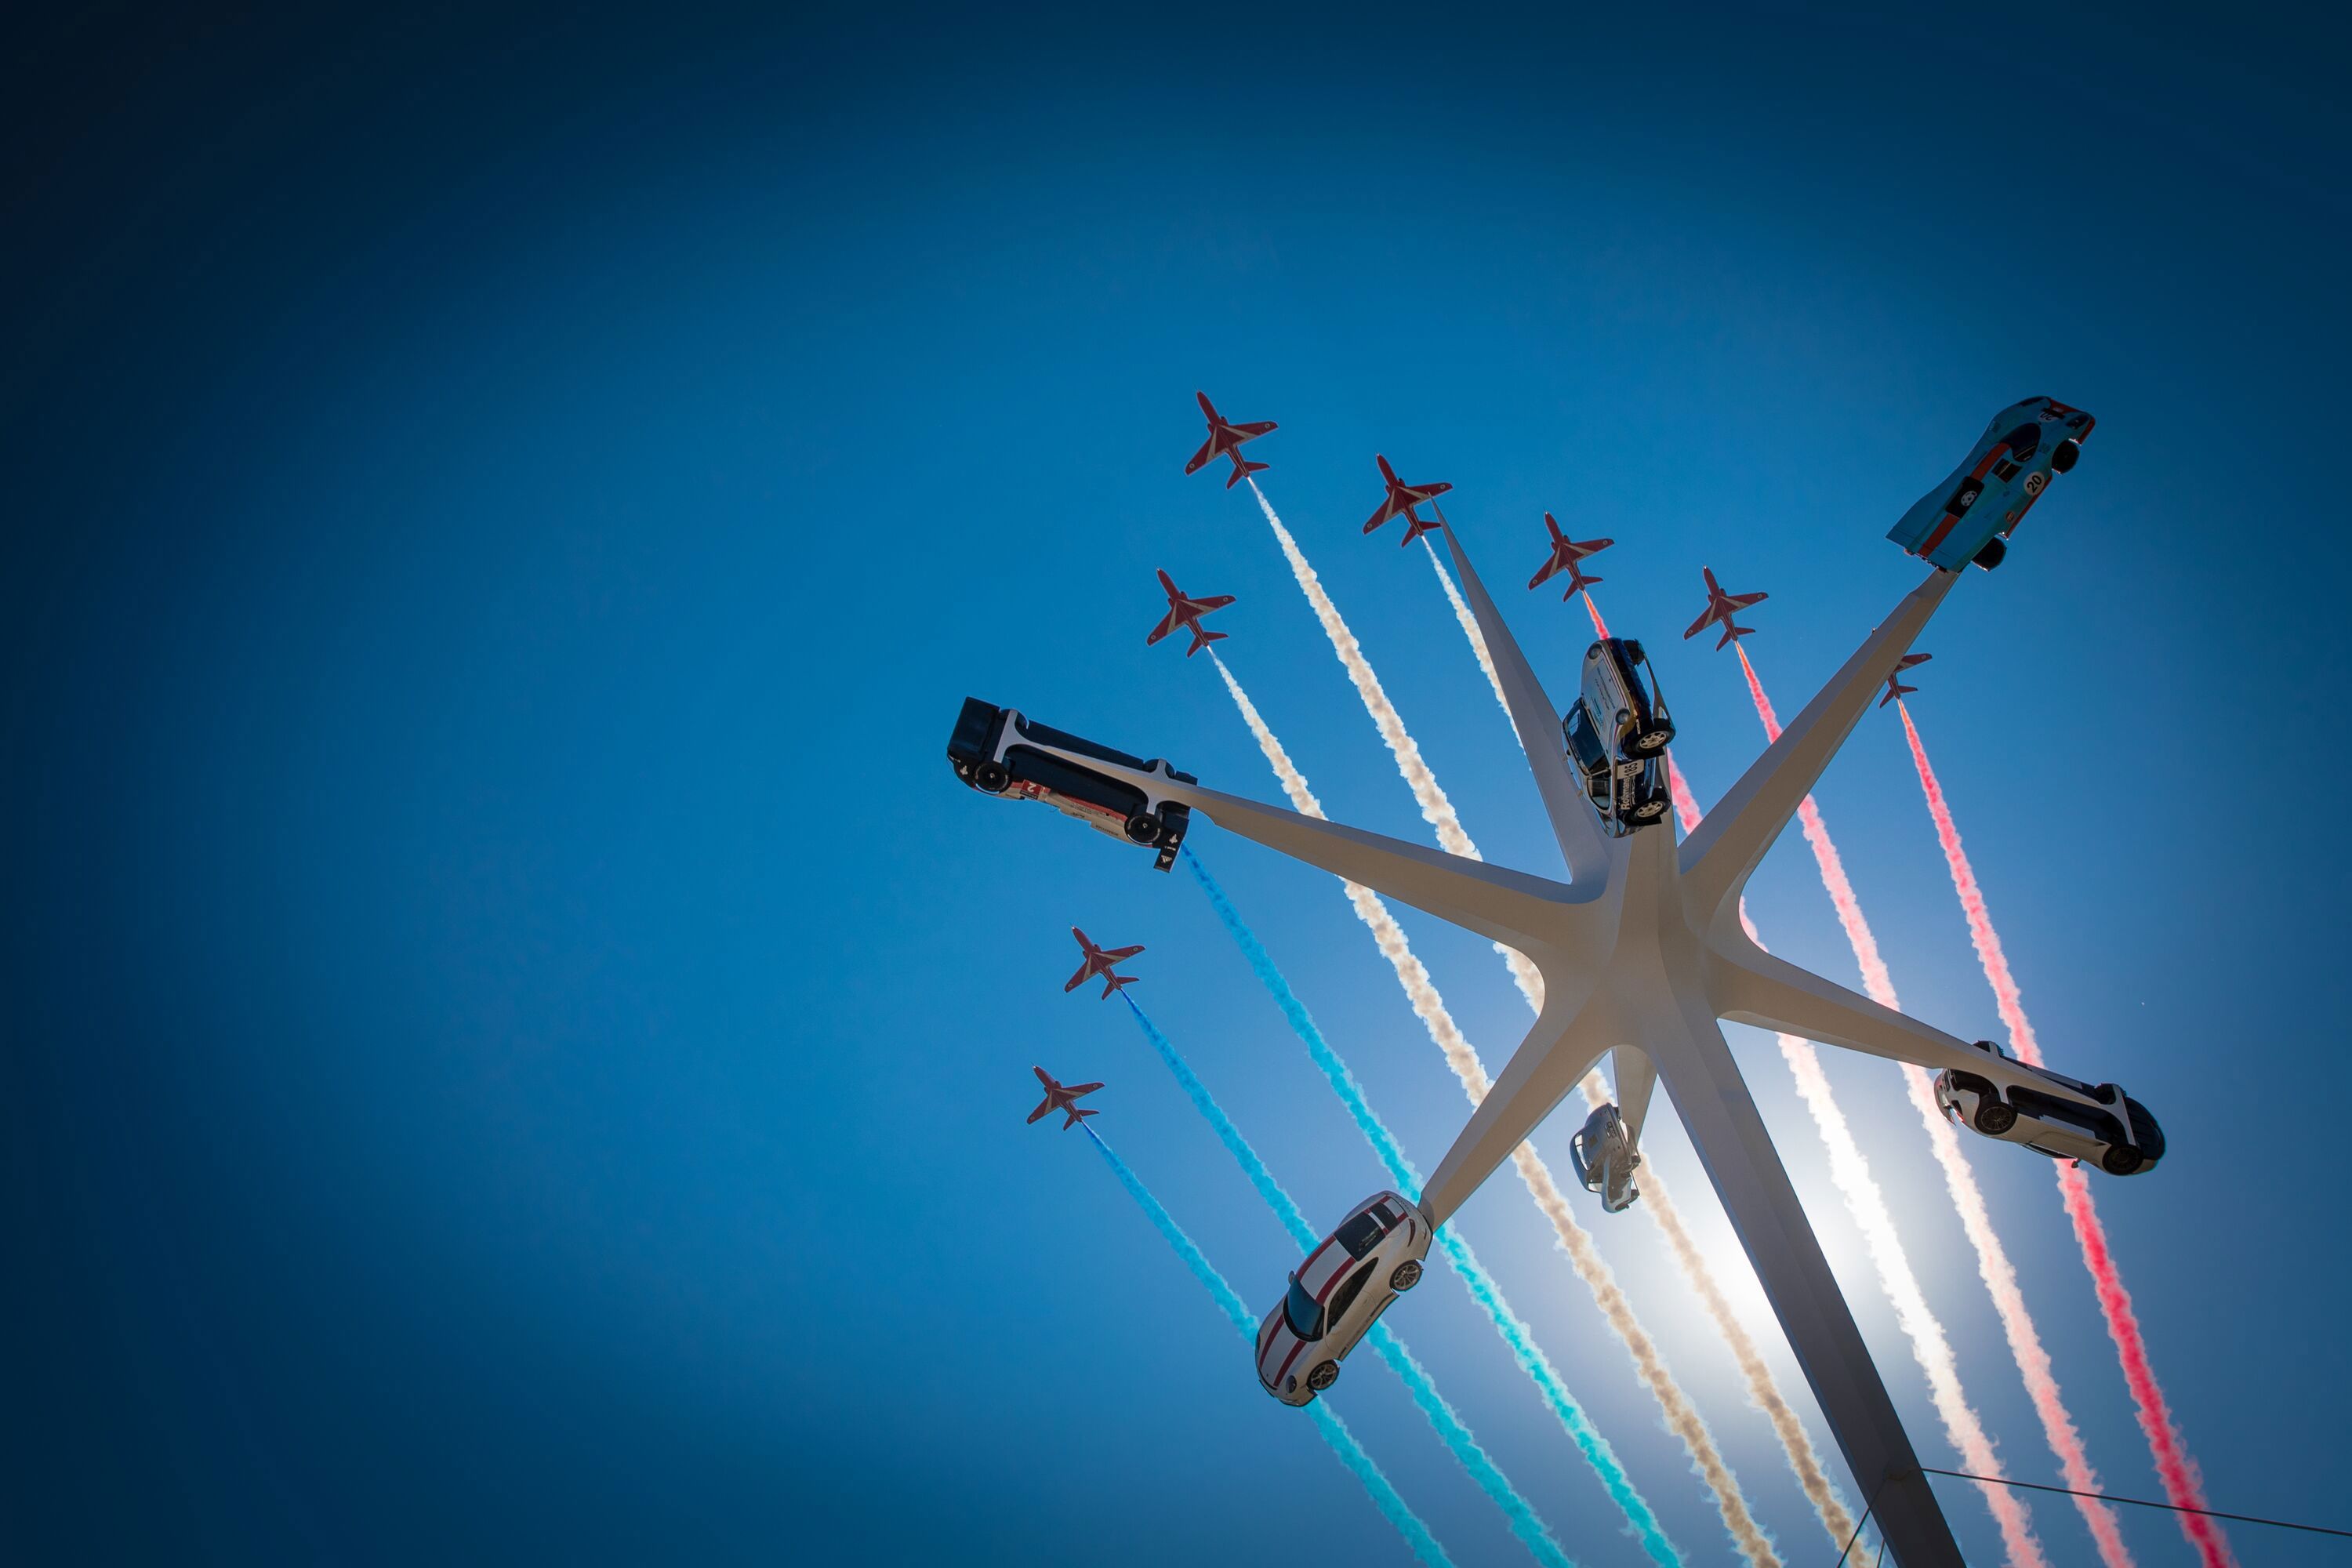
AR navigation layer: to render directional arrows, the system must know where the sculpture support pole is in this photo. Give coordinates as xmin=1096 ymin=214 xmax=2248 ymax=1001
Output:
xmin=1639 ymin=985 xmax=1962 ymax=1568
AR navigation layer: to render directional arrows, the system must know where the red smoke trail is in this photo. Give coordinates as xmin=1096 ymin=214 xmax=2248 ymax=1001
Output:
xmin=1899 ymin=700 xmax=2232 ymax=1567
xmin=1581 ymin=591 xmax=1610 ymax=640
xmin=1734 ymin=642 xmax=2105 ymax=1567
xmin=1667 ymin=759 xmax=1702 ymax=836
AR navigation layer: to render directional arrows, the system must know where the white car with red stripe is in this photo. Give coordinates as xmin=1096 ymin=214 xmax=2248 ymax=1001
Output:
xmin=1886 ymin=396 xmax=2095 ymax=572
xmin=1255 ymin=1192 xmax=1430 ymax=1405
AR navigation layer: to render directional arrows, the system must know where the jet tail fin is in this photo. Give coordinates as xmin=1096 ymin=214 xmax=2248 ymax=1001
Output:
xmin=1717 ymin=622 xmax=1754 ymax=650
xmin=1064 ymin=1106 xmax=1100 ymax=1129
xmin=1186 ymin=628 xmax=1229 ymax=657
xmin=1226 ymin=459 xmax=1269 ymax=489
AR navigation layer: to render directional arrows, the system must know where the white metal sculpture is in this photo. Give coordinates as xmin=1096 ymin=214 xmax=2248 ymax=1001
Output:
xmin=1051 ymin=522 xmax=2141 ymax=1566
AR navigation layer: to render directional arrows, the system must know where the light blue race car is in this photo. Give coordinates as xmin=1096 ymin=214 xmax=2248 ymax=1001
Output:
xmin=1886 ymin=396 xmax=2095 ymax=571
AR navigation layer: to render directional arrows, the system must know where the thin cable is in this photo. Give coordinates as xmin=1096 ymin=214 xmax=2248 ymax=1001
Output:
xmin=1832 ymin=1475 xmax=1893 ymax=1568
xmin=1918 ymin=1471 xmax=2352 ymax=1541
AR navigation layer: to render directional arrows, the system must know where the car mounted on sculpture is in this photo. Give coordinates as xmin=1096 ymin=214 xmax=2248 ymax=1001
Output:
xmin=1887 ymin=395 xmax=2096 ymax=572
xmin=1563 ymin=638 xmax=1673 ymax=833
xmin=1584 ymin=637 xmax=1675 ymax=758
xmin=1569 ymin=1102 xmax=1642 ymax=1213
xmin=1257 ymin=1192 xmax=1430 ymax=1406
xmin=1934 ymin=1040 xmax=2164 ymax=1175
xmin=946 ymin=698 xmax=1195 ymax=870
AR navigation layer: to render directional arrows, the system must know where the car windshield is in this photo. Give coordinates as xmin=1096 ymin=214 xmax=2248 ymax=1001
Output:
xmin=1326 ymin=1265 xmax=1374 ymax=1327
xmin=1284 ymin=1275 xmax=1324 ymax=1341
xmin=1334 ymin=1210 xmax=1388 ymax=1259
xmin=2011 ymin=1087 xmax=2117 ymax=1142
xmin=1563 ymin=704 xmax=1606 ymax=772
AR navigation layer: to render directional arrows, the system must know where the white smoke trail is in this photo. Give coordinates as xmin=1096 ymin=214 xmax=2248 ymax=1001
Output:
xmin=1422 ymin=535 xmax=1518 ymax=743
xmin=1212 ymin=649 xmax=1782 ymax=1567
xmin=1732 ymin=649 xmax=2052 ymax=1568
xmin=1416 ymin=541 xmax=1860 ymax=1552
xmin=1250 ymin=481 xmax=1546 ymax=1016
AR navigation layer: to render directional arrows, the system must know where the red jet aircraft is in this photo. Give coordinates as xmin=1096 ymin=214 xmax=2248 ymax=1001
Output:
xmin=1683 ymin=567 xmax=1769 ymax=650
xmin=1880 ymin=652 xmax=1932 ymax=707
xmin=1064 ymin=927 xmax=1143 ymax=999
xmin=1184 ymin=392 xmax=1278 ymax=488
xmin=1027 ymin=1066 xmax=1104 ymax=1130
xmin=1527 ymin=514 xmax=1614 ymax=598
xmin=1145 ymin=570 xmax=1235 ymax=658
xmin=1361 ymin=456 xmax=1453 ymax=546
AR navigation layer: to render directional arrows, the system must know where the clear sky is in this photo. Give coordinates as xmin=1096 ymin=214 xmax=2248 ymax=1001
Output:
xmin=5 ymin=3 xmax=2347 ymax=1563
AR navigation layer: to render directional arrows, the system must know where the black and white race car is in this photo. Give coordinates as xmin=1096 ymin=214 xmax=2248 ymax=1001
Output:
xmin=1934 ymin=1040 xmax=2165 ymax=1176
xmin=1562 ymin=638 xmax=1674 ymax=833
xmin=947 ymin=698 xmax=1195 ymax=870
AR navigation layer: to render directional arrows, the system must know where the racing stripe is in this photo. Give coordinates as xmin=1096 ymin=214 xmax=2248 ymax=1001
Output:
xmin=1917 ymin=442 xmax=2011 ymax=557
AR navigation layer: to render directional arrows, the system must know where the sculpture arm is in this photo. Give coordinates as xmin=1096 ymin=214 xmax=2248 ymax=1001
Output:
xmin=1174 ymin=781 xmax=1582 ymax=957
xmin=1679 ymin=568 xmax=1957 ymax=919
xmin=1708 ymin=935 xmax=2109 ymax=1111
xmin=1436 ymin=512 xmax=1611 ymax=887
xmin=1417 ymin=994 xmax=1613 ymax=1225
xmin=1612 ymin=1045 xmax=1658 ymax=1147
xmin=1000 ymin=724 xmax=1590 ymax=953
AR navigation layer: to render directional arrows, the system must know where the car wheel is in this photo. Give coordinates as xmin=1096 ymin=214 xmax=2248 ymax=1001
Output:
xmin=1123 ymin=811 xmax=1163 ymax=844
xmin=2100 ymin=1143 xmax=2144 ymax=1176
xmin=1306 ymin=1361 xmax=1341 ymax=1392
xmin=1973 ymin=536 xmax=2008 ymax=572
xmin=973 ymin=760 xmax=1011 ymax=794
xmin=1634 ymin=729 xmax=1671 ymax=755
xmin=1975 ymin=1101 xmax=2017 ymax=1136
xmin=2050 ymin=439 xmax=2081 ymax=474
xmin=1632 ymin=798 xmax=1667 ymax=822
xmin=1390 ymin=1260 xmax=1423 ymax=1292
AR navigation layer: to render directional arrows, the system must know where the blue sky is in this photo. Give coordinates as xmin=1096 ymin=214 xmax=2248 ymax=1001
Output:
xmin=5 ymin=3 xmax=2348 ymax=1563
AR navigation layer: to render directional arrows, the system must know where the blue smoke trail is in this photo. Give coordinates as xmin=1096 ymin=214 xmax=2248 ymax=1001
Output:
xmin=1121 ymin=997 xmax=1577 ymax=1568
xmin=1185 ymin=847 xmax=1683 ymax=1568
xmin=1079 ymin=1124 xmax=1454 ymax=1568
